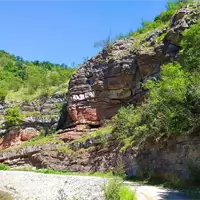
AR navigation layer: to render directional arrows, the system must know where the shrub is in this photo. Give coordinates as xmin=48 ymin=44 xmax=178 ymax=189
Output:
xmin=112 ymin=62 xmax=200 ymax=145
xmin=113 ymin=159 xmax=126 ymax=178
xmin=118 ymin=185 xmax=136 ymax=200
xmin=94 ymin=35 xmax=112 ymax=49
xmin=180 ymin=19 xmax=200 ymax=71
xmin=155 ymin=9 xmax=176 ymax=23
xmin=137 ymin=168 xmax=158 ymax=182
xmin=0 ymin=163 xmax=9 ymax=170
xmin=5 ymin=106 xmax=23 ymax=128
xmin=103 ymin=178 xmax=136 ymax=200
xmin=164 ymin=173 xmax=184 ymax=188
xmin=155 ymin=0 xmax=191 ymax=23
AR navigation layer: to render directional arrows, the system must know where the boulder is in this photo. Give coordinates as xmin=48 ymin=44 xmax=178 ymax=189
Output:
xmin=0 ymin=127 xmax=40 ymax=149
xmin=20 ymin=128 xmax=40 ymax=141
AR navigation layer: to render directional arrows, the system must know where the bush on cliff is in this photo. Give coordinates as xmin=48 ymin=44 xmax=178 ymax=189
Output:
xmin=113 ymin=63 xmax=196 ymax=144
xmin=5 ymin=106 xmax=23 ymax=128
xmin=154 ymin=0 xmax=190 ymax=23
xmin=180 ymin=19 xmax=200 ymax=71
xmin=112 ymin=18 xmax=200 ymax=145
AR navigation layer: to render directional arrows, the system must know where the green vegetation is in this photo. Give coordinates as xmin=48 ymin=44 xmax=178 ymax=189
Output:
xmin=20 ymin=134 xmax=62 ymax=147
xmin=0 ymin=163 xmax=9 ymax=170
xmin=5 ymin=106 xmax=23 ymax=128
xmin=154 ymin=0 xmax=187 ymax=23
xmin=103 ymin=178 xmax=136 ymax=200
xmin=73 ymin=125 xmax=113 ymax=144
xmin=180 ymin=19 xmax=200 ymax=71
xmin=0 ymin=134 xmax=62 ymax=153
xmin=132 ymin=0 xmax=190 ymax=35
xmin=0 ymin=163 xmax=115 ymax=178
xmin=0 ymin=191 xmax=13 ymax=200
xmin=0 ymin=50 xmax=75 ymax=103
xmin=110 ymin=18 xmax=200 ymax=148
xmin=34 ymin=169 xmax=114 ymax=178
xmin=129 ymin=0 xmax=192 ymax=49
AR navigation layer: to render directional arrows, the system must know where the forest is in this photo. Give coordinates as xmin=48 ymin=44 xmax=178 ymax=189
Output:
xmin=0 ymin=50 xmax=75 ymax=103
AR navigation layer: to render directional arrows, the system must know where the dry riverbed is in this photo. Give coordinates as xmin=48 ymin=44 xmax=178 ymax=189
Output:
xmin=0 ymin=171 xmax=193 ymax=200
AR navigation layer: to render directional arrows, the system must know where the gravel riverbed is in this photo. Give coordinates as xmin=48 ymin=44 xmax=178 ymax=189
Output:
xmin=0 ymin=171 xmax=192 ymax=200
xmin=0 ymin=171 xmax=107 ymax=200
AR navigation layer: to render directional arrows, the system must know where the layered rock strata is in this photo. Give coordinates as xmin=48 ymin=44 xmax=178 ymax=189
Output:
xmin=66 ymin=5 xmax=200 ymax=127
xmin=0 ymin=93 xmax=66 ymax=148
xmin=0 ymin=135 xmax=199 ymax=181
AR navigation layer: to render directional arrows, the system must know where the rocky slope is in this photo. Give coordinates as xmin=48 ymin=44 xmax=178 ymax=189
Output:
xmin=0 ymin=93 xmax=66 ymax=148
xmin=65 ymin=4 xmax=200 ymax=130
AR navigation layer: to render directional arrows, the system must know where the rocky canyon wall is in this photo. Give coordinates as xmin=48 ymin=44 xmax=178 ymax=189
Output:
xmin=66 ymin=5 xmax=200 ymax=128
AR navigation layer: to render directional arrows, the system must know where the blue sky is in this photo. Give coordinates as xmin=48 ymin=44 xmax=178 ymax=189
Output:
xmin=0 ymin=1 xmax=167 ymax=66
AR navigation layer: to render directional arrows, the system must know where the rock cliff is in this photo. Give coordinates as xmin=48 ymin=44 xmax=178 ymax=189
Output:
xmin=66 ymin=4 xmax=200 ymax=130
xmin=0 ymin=93 xmax=66 ymax=148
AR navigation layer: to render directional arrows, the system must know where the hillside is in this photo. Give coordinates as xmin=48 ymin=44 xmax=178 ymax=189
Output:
xmin=0 ymin=50 xmax=75 ymax=103
xmin=0 ymin=51 xmax=75 ymax=146
xmin=0 ymin=1 xmax=200 ymax=197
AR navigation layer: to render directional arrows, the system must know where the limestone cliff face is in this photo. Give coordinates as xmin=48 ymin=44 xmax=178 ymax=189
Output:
xmin=66 ymin=5 xmax=200 ymax=128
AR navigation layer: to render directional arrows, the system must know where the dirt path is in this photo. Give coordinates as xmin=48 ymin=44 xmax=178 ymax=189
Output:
xmin=0 ymin=171 xmax=192 ymax=200
xmin=125 ymin=182 xmax=191 ymax=200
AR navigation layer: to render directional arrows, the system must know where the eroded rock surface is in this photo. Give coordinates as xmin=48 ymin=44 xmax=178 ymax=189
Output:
xmin=0 ymin=127 xmax=40 ymax=149
xmin=0 ymin=93 xmax=66 ymax=148
xmin=0 ymin=93 xmax=66 ymax=135
xmin=66 ymin=5 xmax=200 ymax=128
xmin=0 ymin=135 xmax=200 ymax=181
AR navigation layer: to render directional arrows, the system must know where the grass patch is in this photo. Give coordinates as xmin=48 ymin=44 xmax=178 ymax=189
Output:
xmin=0 ymin=163 xmax=115 ymax=178
xmin=57 ymin=145 xmax=74 ymax=154
xmin=1 ymin=125 xmax=113 ymax=153
xmin=103 ymin=178 xmax=136 ymax=200
xmin=5 ymin=82 xmax=69 ymax=104
xmin=33 ymin=169 xmax=115 ymax=178
xmin=73 ymin=125 xmax=113 ymax=144
xmin=9 ymin=167 xmax=115 ymax=178
xmin=0 ymin=134 xmax=64 ymax=153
